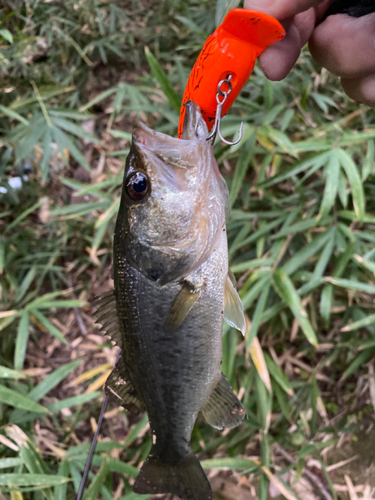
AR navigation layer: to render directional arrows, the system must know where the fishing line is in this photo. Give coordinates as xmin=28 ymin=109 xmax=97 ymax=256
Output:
xmin=76 ymin=349 xmax=121 ymax=500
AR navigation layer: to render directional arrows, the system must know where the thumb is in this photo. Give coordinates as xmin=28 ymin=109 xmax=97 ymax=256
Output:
xmin=244 ymin=0 xmax=326 ymax=20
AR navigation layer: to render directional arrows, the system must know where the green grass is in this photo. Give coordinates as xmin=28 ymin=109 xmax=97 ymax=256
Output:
xmin=1 ymin=0 xmax=375 ymax=499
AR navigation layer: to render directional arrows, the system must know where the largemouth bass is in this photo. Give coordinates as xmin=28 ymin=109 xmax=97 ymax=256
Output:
xmin=95 ymin=101 xmax=246 ymax=500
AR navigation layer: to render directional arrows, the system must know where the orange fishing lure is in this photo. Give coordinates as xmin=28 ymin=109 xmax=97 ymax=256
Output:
xmin=178 ymin=9 xmax=285 ymax=138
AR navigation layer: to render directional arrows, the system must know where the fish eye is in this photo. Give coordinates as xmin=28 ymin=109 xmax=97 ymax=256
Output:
xmin=126 ymin=171 xmax=149 ymax=201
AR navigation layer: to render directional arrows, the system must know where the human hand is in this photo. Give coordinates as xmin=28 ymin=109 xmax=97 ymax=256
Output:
xmin=244 ymin=0 xmax=375 ymax=108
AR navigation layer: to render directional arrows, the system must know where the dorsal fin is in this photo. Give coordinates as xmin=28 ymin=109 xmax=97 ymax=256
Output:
xmin=93 ymin=290 xmax=121 ymax=344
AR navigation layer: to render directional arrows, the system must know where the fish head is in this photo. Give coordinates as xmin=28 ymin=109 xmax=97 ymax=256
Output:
xmin=116 ymin=101 xmax=229 ymax=286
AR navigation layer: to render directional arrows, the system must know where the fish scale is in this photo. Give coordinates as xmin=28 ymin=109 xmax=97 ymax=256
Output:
xmin=115 ymin=231 xmax=227 ymax=463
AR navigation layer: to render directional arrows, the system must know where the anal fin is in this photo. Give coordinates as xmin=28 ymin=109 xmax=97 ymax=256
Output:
xmin=201 ymin=372 xmax=245 ymax=430
xmin=105 ymin=358 xmax=145 ymax=415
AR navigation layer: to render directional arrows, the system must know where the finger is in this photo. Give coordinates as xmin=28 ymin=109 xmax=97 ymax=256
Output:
xmin=244 ymin=0 xmax=326 ymax=20
xmin=309 ymin=13 xmax=375 ymax=78
xmin=257 ymin=9 xmax=316 ymax=80
xmin=341 ymin=75 xmax=375 ymax=108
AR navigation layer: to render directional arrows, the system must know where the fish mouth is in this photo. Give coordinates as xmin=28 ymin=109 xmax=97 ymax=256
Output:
xmin=133 ymin=100 xmax=208 ymax=149
xmin=181 ymin=100 xmax=208 ymax=140
xmin=130 ymin=103 xmax=211 ymax=193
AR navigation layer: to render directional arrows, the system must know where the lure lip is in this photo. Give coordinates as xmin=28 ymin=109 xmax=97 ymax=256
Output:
xmin=178 ymin=9 xmax=286 ymax=139
xmin=220 ymin=8 xmax=285 ymax=47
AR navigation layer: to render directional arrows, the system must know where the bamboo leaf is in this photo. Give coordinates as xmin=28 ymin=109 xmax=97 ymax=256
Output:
xmin=246 ymin=280 xmax=271 ymax=349
xmin=0 ymin=474 xmax=69 ymax=487
xmin=0 ymin=386 xmax=48 ymax=413
xmin=261 ymin=466 xmax=299 ymax=500
xmin=341 ymin=348 xmax=375 ymax=381
xmin=0 ymin=105 xmax=28 ymax=125
xmin=50 ymin=201 xmax=108 ymax=217
xmin=230 ymin=133 xmax=256 ymax=207
xmin=144 ymin=47 xmax=180 ymax=113
xmin=201 ymin=457 xmax=259 ymax=470
xmin=363 ymin=140 xmax=374 ymax=181
xmin=26 ymin=360 xmax=81 ymax=402
xmin=0 ymin=458 xmax=23 ymax=470
xmin=51 ymin=126 xmax=90 ymax=171
xmin=259 ymin=152 xmax=330 ymax=188
xmin=14 ymin=312 xmax=30 ymax=371
xmin=29 ymin=309 xmax=66 ymax=344
xmin=54 ymin=461 xmax=70 ymax=500
xmin=283 ymin=231 xmax=331 ymax=276
xmin=320 ymin=284 xmax=333 ymax=328
xmin=215 ymin=0 xmax=241 ymax=26
xmin=318 ymin=152 xmax=340 ymax=220
xmin=264 ymin=353 xmax=293 ymax=396
xmin=82 ymin=458 xmax=109 ymax=500
xmin=325 ymin=277 xmax=375 ymax=294
xmin=0 ymin=29 xmax=13 ymax=43
xmin=47 ymin=392 xmax=101 ymax=413
xmin=337 ymin=149 xmax=365 ymax=223
xmin=249 ymin=337 xmax=272 ymax=393
xmin=0 ymin=366 xmax=26 ymax=379
xmin=273 ymin=269 xmax=318 ymax=346
xmin=341 ymin=313 xmax=375 ymax=332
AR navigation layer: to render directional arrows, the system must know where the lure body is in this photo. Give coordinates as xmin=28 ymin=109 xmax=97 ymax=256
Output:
xmin=178 ymin=9 xmax=285 ymax=138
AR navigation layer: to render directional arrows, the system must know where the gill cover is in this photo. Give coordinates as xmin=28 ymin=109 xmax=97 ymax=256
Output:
xmin=117 ymin=101 xmax=229 ymax=286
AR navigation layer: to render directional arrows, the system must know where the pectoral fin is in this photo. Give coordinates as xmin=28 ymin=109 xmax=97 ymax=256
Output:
xmin=201 ymin=372 xmax=245 ymax=430
xmin=165 ymin=281 xmax=201 ymax=333
xmin=224 ymin=274 xmax=246 ymax=335
xmin=93 ymin=290 xmax=121 ymax=344
xmin=105 ymin=359 xmax=145 ymax=415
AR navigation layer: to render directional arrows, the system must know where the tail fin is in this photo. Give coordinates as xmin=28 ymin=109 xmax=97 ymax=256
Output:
xmin=133 ymin=450 xmax=212 ymax=500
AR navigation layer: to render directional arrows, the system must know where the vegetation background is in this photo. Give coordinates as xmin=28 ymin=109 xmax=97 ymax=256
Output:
xmin=1 ymin=0 xmax=375 ymax=499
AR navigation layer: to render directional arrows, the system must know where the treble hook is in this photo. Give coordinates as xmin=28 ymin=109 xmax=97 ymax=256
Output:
xmin=206 ymin=74 xmax=243 ymax=146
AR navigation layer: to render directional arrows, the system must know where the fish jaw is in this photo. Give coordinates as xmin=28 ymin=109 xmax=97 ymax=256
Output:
xmin=115 ymin=101 xmax=229 ymax=286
